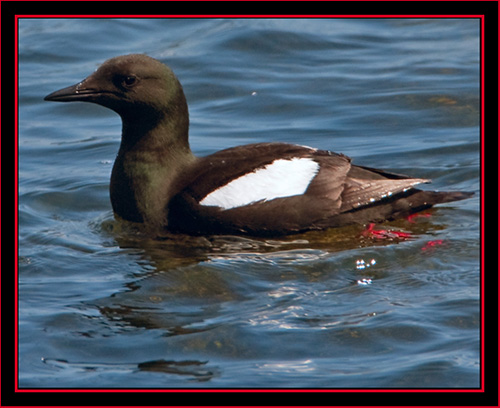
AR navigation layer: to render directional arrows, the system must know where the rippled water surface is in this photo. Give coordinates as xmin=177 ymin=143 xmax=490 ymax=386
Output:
xmin=18 ymin=18 xmax=480 ymax=388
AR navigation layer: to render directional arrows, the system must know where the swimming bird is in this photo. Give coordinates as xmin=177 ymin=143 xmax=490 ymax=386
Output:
xmin=44 ymin=54 xmax=473 ymax=236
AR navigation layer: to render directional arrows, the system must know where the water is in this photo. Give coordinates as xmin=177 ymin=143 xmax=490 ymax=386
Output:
xmin=18 ymin=18 xmax=480 ymax=389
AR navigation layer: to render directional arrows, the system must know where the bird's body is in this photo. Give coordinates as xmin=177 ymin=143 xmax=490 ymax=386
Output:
xmin=45 ymin=54 xmax=473 ymax=237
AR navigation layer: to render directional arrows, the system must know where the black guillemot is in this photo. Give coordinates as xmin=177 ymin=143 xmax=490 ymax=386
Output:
xmin=45 ymin=54 xmax=473 ymax=237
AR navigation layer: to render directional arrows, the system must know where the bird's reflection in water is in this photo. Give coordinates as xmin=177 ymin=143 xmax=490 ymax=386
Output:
xmin=89 ymin=212 xmax=448 ymax=381
xmin=42 ymin=357 xmax=218 ymax=383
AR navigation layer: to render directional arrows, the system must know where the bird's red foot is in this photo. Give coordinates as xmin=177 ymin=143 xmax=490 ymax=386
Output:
xmin=421 ymin=239 xmax=445 ymax=251
xmin=362 ymin=223 xmax=412 ymax=240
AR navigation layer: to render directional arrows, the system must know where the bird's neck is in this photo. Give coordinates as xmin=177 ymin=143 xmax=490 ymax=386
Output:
xmin=110 ymin=112 xmax=196 ymax=230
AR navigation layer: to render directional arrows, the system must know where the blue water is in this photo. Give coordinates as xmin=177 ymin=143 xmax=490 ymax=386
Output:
xmin=18 ymin=18 xmax=480 ymax=388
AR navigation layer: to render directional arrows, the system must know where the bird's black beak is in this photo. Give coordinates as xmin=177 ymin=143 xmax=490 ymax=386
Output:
xmin=44 ymin=76 xmax=108 ymax=103
xmin=45 ymin=82 xmax=85 ymax=102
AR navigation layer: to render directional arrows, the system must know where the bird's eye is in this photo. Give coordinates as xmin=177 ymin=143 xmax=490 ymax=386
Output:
xmin=122 ymin=75 xmax=137 ymax=87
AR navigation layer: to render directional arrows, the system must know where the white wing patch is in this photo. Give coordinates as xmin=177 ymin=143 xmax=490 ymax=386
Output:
xmin=200 ymin=158 xmax=320 ymax=210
